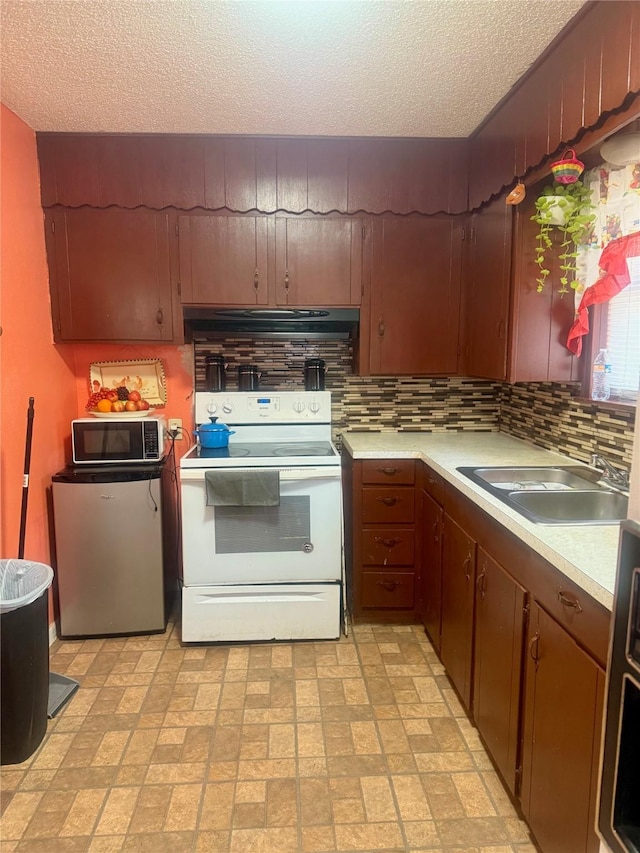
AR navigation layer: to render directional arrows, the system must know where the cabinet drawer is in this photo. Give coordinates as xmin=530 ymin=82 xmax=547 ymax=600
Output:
xmin=362 ymin=571 xmax=415 ymax=609
xmin=362 ymin=460 xmax=415 ymax=485
xmin=532 ymin=573 xmax=610 ymax=667
xmin=421 ymin=464 xmax=445 ymax=505
xmin=362 ymin=487 xmax=415 ymax=523
xmin=361 ymin=528 xmax=415 ymax=566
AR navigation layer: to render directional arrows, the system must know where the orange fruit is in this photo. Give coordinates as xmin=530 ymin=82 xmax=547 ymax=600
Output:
xmin=96 ymin=399 xmax=112 ymax=413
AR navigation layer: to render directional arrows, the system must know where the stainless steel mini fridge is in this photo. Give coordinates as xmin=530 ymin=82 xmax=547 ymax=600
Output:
xmin=52 ymin=464 xmax=168 ymax=637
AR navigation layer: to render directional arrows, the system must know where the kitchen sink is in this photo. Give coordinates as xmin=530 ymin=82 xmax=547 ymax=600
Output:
xmin=457 ymin=466 xmax=627 ymax=525
xmin=507 ymin=490 xmax=628 ymax=524
xmin=464 ymin=466 xmax=602 ymax=492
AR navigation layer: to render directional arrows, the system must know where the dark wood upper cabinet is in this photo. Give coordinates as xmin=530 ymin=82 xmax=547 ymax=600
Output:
xmin=274 ymin=217 xmax=364 ymax=306
xmin=347 ymin=139 xmax=468 ymax=215
xmin=96 ymin=137 xmax=144 ymax=208
xmin=521 ymin=602 xmax=605 ymax=853
xmin=468 ymin=1 xmax=638 ymax=209
xmin=473 ymin=548 xmax=526 ymax=795
xmin=37 ymin=134 xmax=467 ymax=216
xmin=46 ymin=209 xmax=176 ymax=343
xmin=440 ymin=513 xmax=476 ymax=710
xmin=508 ymin=190 xmax=577 ymax=383
xmin=178 ymin=214 xmax=269 ymax=305
xmin=307 ymin=139 xmax=349 ymax=213
xmin=369 ymin=216 xmax=463 ymax=375
xmin=465 ymin=197 xmax=513 ymax=381
xmin=37 ymin=136 xmax=100 ymax=208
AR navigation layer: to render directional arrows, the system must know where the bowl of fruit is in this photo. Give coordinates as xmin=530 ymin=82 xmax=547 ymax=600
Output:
xmin=86 ymin=386 xmax=153 ymax=418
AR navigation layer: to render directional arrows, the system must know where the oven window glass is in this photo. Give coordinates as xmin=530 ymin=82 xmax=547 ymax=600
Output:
xmin=215 ymin=497 xmax=311 ymax=554
xmin=613 ymin=675 xmax=640 ymax=848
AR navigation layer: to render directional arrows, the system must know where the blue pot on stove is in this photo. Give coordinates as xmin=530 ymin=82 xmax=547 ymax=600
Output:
xmin=195 ymin=417 xmax=236 ymax=448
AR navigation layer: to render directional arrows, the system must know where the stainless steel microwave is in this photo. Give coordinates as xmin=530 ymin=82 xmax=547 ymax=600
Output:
xmin=72 ymin=417 xmax=163 ymax=464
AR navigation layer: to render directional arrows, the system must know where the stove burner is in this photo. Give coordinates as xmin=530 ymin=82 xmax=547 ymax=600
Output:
xmin=273 ymin=444 xmax=334 ymax=457
xmin=197 ymin=446 xmax=250 ymax=459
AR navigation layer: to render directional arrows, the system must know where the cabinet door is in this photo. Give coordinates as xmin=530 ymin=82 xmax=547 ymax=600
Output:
xmin=521 ymin=602 xmax=604 ymax=853
xmin=178 ymin=214 xmax=269 ymax=305
xmin=441 ymin=514 xmax=476 ymax=709
xmin=420 ymin=491 xmax=443 ymax=652
xmin=49 ymin=209 xmax=174 ymax=342
xmin=274 ymin=217 xmax=363 ymax=306
xmin=473 ymin=548 xmax=526 ymax=795
xmin=465 ymin=197 xmax=513 ymax=380
xmin=369 ymin=217 xmax=462 ymax=375
xmin=508 ymin=190 xmax=577 ymax=383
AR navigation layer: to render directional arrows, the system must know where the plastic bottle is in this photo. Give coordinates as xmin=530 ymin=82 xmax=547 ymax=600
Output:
xmin=592 ymin=349 xmax=611 ymax=401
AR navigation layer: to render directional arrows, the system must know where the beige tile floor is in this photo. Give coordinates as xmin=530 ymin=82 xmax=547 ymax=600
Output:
xmin=0 ymin=619 xmax=536 ymax=853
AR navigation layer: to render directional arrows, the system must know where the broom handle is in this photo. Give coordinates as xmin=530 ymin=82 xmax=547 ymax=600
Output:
xmin=18 ymin=397 xmax=35 ymax=560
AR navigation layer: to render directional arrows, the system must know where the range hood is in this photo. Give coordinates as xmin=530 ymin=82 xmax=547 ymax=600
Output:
xmin=184 ymin=307 xmax=359 ymax=339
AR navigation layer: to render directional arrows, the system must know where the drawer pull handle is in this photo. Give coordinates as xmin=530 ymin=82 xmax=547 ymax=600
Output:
xmin=432 ymin=521 xmax=439 ymax=543
xmin=463 ymin=555 xmax=472 ymax=581
xmin=377 ymin=496 xmax=398 ymax=507
xmin=374 ymin=536 xmax=401 ymax=547
xmin=557 ymin=590 xmax=583 ymax=613
xmin=428 ymin=476 xmax=437 ymax=485
xmin=529 ymin=632 xmax=540 ymax=665
xmin=476 ymin=570 xmax=486 ymax=598
xmin=377 ymin=466 xmax=399 ymax=475
xmin=377 ymin=579 xmax=401 ymax=591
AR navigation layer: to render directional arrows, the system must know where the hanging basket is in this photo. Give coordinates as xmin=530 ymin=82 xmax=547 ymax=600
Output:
xmin=550 ymin=148 xmax=585 ymax=184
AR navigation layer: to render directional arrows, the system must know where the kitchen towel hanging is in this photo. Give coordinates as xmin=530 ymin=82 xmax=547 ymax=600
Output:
xmin=204 ymin=470 xmax=280 ymax=506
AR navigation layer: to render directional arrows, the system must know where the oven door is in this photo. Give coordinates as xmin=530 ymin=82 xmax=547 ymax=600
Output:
xmin=180 ymin=466 xmax=343 ymax=584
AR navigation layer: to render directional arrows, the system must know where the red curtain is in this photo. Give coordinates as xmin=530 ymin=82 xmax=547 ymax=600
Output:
xmin=566 ymin=231 xmax=640 ymax=356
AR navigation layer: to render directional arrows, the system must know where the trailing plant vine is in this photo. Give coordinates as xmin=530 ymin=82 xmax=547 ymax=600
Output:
xmin=531 ymin=181 xmax=596 ymax=294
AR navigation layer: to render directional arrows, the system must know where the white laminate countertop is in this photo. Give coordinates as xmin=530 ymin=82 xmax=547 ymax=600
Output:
xmin=342 ymin=431 xmax=621 ymax=611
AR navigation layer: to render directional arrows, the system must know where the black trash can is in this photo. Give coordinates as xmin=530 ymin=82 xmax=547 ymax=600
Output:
xmin=0 ymin=560 xmax=53 ymax=765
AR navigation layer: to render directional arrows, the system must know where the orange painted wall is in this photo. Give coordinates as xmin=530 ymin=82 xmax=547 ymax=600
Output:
xmin=1 ymin=104 xmax=196 ymax=635
xmin=71 ymin=343 xmax=194 ymax=441
xmin=0 ymin=105 xmax=76 ymax=565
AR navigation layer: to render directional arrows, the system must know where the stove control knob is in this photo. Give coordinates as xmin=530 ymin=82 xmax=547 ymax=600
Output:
xmin=293 ymin=400 xmax=306 ymax=413
xmin=206 ymin=402 xmax=218 ymax=415
xmin=222 ymin=402 xmax=234 ymax=414
xmin=309 ymin=400 xmax=321 ymax=414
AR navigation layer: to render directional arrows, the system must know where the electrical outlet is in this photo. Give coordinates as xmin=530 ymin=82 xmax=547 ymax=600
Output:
xmin=168 ymin=418 xmax=183 ymax=440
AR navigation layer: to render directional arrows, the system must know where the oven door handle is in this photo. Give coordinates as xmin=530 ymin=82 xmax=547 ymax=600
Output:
xmin=179 ymin=467 xmax=341 ymax=482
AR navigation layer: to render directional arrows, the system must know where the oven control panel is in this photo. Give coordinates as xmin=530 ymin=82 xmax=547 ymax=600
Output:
xmin=195 ymin=391 xmax=331 ymax=425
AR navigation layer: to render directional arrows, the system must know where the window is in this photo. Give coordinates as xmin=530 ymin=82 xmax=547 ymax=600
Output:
xmin=590 ymin=255 xmax=640 ymax=404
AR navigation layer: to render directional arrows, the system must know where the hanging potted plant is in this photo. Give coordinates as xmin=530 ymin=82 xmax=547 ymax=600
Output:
xmin=531 ymin=179 xmax=596 ymax=295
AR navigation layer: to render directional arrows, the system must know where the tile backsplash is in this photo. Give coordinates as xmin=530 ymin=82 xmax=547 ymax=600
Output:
xmin=194 ymin=339 xmax=501 ymax=444
xmin=500 ymin=382 xmax=635 ymax=468
xmin=194 ymin=340 xmax=635 ymax=467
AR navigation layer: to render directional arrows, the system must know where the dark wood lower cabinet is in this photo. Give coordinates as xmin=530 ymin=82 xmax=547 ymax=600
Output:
xmin=473 ymin=547 xmax=527 ymax=795
xmin=349 ymin=459 xmax=419 ymax=623
xmin=346 ymin=456 xmax=609 ymax=853
xmin=521 ymin=602 xmax=605 ymax=853
xmin=440 ymin=514 xmax=476 ymax=709
xmin=420 ymin=490 xmax=443 ymax=652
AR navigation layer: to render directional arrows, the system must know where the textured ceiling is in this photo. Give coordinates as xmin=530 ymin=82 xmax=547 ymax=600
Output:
xmin=0 ymin=0 xmax=585 ymax=137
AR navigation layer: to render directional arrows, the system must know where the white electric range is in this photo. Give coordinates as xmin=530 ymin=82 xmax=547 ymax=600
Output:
xmin=179 ymin=391 xmax=343 ymax=642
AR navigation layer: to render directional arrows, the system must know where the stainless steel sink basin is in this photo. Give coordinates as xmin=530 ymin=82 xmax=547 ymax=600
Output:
xmin=465 ymin=466 xmax=602 ymax=492
xmin=457 ymin=465 xmax=627 ymax=525
xmin=508 ymin=490 xmax=628 ymax=524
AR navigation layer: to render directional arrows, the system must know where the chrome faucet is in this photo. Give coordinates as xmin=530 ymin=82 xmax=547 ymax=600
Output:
xmin=590 ymin=454 xmax=630 ymax=490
